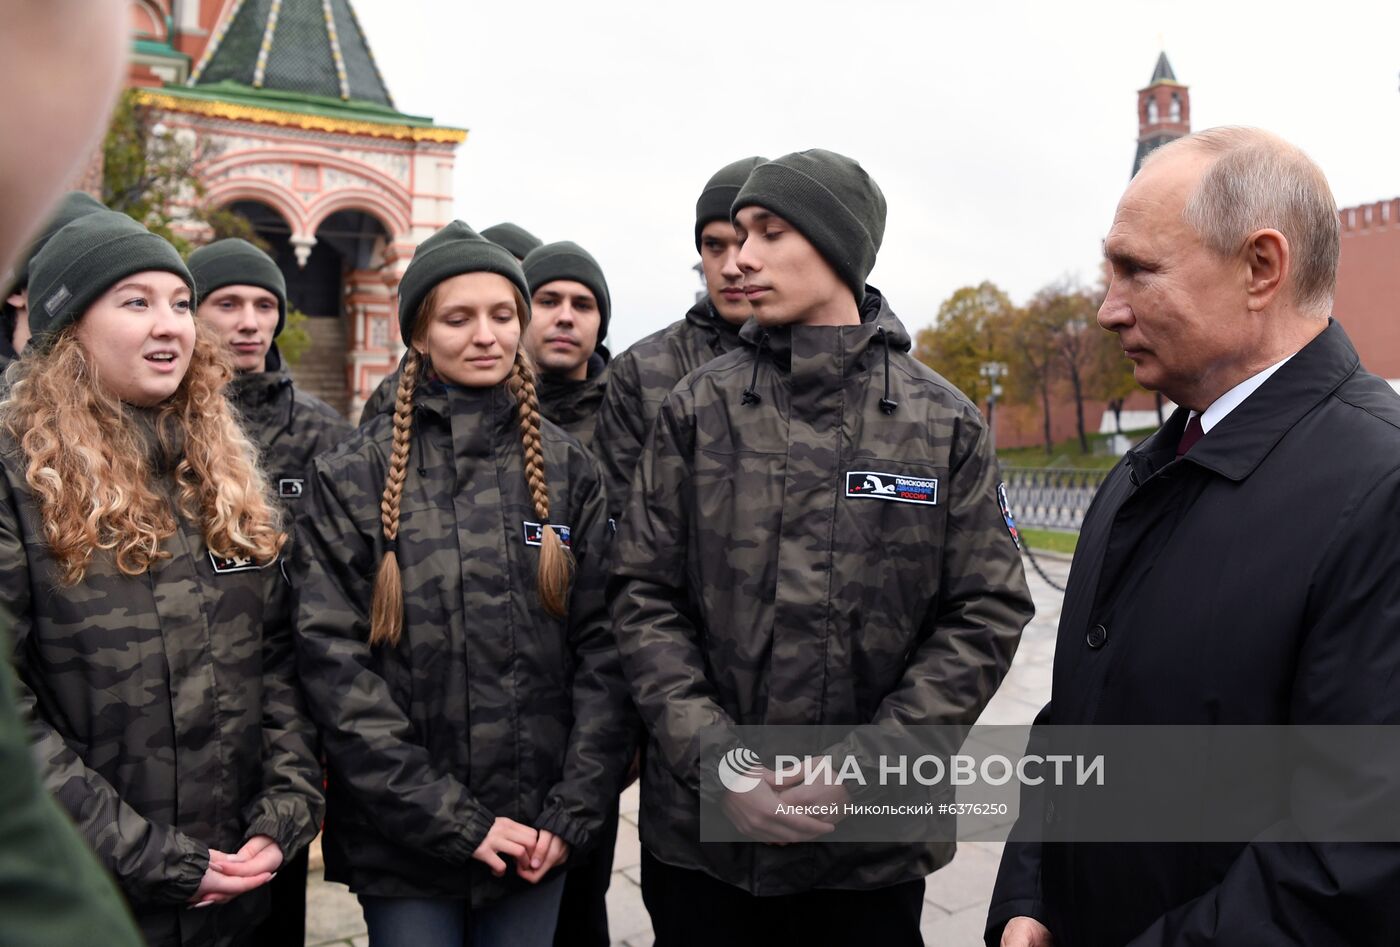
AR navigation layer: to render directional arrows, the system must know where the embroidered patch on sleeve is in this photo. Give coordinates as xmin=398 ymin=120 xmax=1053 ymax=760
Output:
xmin=845 ymin=471 xmax=938 ymax=506
xmin=998 ymin=482 xmax=1021 ymax=549
xmin=523 ymin=521 xmax=572 ymax=548
xmin=278 ymin=478 xmax=304 ymax=498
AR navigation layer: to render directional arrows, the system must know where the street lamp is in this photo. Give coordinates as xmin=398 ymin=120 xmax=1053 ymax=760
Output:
xmin=980 ymin=361 xmax=1007 ymax=449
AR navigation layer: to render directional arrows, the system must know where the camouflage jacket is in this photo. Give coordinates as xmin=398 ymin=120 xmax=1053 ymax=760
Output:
xmin=611 ymin=289 xmax=1034 ymax=895
xmin=292 ymin=380 xmax=634 ymax=905
xmin=364 ymin=352 xmax=610 ymax=453
xmin=228 ymin=345 xmax=350 ymax=506
xmin=593 ymin=300 xmax=744 ymax=520
xmin=0 ymin=416 xmax=323 ymax=947
xmin=358 ymin=359 xmax=400 ymax=428
xmin=0 ymin=623 xmax=144 ymax=947
xmin=538 ymin=353 xmax=608 ymax=454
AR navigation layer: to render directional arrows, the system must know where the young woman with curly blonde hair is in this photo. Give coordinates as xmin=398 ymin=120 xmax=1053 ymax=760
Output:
xmin=0 ymin=210 xmax=324 ymax=947
xmin=293 ymin=221 xmax=633 ymax=947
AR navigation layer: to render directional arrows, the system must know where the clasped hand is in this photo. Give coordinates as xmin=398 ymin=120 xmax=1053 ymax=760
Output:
xmin=190 ymin=835 xmax=284 ymax=908
xmin=721 ymin=763 xmax=850 ymax=845
xmin=472 ymin=819 xmax=570 ymax=883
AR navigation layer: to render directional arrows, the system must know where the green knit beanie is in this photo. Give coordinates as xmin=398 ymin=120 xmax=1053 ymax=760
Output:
xmin=480 ymin=222 xmax=543 ymax=261
xmin=695 ymin=156 xmax=766 ymax=250
xmin=27 ymin=210 xmax=193 ymax=351
xmin=522 ymin=241 xmax=611 ymax=341
xmin=187 ymin=238 xmax=288 ymax=336
xmin=7 ymin=191 xmax=108 ymax=294
xmin=398 ymin=221 xmax=531 ymax=342
xmin=732 ymin=149 xmax=887 ymax=303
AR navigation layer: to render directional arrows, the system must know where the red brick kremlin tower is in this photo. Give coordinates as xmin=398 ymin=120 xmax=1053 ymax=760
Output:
xmin=1132 ymin=52 xmax=1190 ymax=177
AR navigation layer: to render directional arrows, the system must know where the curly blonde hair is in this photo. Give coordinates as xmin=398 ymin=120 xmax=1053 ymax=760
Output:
xmin=0 ymin=326 xmax=285 ymax=584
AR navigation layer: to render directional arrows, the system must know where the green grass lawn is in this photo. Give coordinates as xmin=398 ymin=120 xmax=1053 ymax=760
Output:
xmin=998 ymin=427 xmax=1156 ymax=470
xmin=1019 ymin=528 xmax=1079 ymax=555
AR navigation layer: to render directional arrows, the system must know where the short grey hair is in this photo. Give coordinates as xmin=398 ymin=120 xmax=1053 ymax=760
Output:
xmin=1144 ymin=126 xmax=1339 ymax=315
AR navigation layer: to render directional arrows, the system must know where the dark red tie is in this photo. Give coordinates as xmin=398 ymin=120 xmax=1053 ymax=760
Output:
xmin=1176 ymin=414 xmax=1204 ymax=458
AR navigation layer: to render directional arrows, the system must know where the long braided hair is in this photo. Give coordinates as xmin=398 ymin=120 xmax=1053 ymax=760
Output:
xmin=505 ymin=350 xmax=575 ymax=617
xmin=368 ymin=345 xmax=421 ymax=647
xmin=368 ymin=285 xmax=575 ymax=647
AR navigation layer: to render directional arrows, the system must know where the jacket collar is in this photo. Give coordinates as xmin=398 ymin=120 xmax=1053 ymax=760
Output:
xmin=684 ymin=298 xmax=745 ymax=354
xmin=538 ymin=356 xmax=607 ymax=425
xmin=1130 ymin=319 xmax=1358 ymax=483
xmin=226 ymin=342 xmax=292 ymax=408
xmin=737 ymin=286 xmax=911 ymax=376
xmin=414 ymin=376 xmax=519 ymax=461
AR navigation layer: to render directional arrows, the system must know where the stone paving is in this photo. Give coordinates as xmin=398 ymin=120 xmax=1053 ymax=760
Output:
xmin=306 ymin=552 xmax=1071 ymax=947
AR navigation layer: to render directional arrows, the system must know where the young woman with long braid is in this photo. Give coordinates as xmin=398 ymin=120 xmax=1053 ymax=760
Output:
xmin=293 ymin=222 xmax=632 ymax=947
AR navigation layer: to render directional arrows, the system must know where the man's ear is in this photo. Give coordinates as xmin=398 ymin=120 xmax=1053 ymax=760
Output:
xmin=1244 ymin=228 xmax=1289 ymax=313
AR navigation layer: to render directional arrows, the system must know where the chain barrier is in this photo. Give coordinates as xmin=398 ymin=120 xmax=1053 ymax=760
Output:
xmin=1021 ymin=543 xmax=1067 ymax=593
xmin=1002 ymin=467 xmax=1099 ymax=594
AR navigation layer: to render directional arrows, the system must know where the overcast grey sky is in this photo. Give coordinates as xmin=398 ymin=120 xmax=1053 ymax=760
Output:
xmin=353 ymin=0 xmax=1400 ymax=350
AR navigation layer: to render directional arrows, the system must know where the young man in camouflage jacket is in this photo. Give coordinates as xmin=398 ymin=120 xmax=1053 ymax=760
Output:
xmin=522 ymin=241 xmax=611 ymax=454
xmin=592 ymin=156 xmax=764 ymax=521
xmin=189 ymin=238 xmax=350 ymax=946
xmin=611 ymin=150 xmax=1035 ymax=945
xmin=191 ymin=239 xmax=351 ymax=507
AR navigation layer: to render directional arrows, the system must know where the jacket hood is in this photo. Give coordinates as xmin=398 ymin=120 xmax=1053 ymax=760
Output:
xmin=538 ymin=355 xmax=607 ymax=430
xmin=737 ymin=286 xmax=909 ymax=355
xmin=413 ymin=376 xmax=520 ymax=431
xmin=736 ymin=286 xmax=910 ymax=413
xmin=227 ymin=342 xmax=298 ymax=429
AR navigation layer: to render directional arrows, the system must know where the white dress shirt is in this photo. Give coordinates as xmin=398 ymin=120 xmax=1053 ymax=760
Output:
xmin=1191 ymin=353 xmax=1296 ymax=434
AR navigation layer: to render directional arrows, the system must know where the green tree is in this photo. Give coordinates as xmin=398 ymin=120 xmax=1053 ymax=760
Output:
xmin=1034 ymin=281 xmax=1103 ymax=454
xmin=1089 ymin=323 xmax=1140 ymax=434
xmin=1086 ymin=264 xmax=1146 ymax=435
xmin=1005 ymin=299 xmax=1062 ymax=455
xmin=277 ymin=308 xmax=312 ymax=366
xmin=913 ymin=281 xmax=1015 ymax=410
xmin=101 ymin=90 xmax=259 ymax=256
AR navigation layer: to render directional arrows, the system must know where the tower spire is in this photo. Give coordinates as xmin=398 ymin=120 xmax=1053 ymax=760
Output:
xmin=1150 ymin=51 xmax=1176 ymax=85
xmin=1131 ymin=51 xmax=1190 ymax=177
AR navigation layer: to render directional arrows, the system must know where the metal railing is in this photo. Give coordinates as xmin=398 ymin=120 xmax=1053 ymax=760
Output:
xmin=1001 ymin=467 xmax=1108 ymax=532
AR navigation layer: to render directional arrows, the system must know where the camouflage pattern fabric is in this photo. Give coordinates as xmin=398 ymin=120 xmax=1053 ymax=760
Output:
xmin=611 ymin=288 xmax=1035 ymax=895
xmin=292 ymin=380 xmax=634 ymax=907
xmin=357 ymin=349 xmax=416 ymax=429
xmin=592 ymin=299 xmax=744 ymax=521
xmin=358 ymin=364 xmax=399 ymax=428
xmin=537 ymin=359 xmax=607 ymax=454
xmin=0 ymin=420 xmax=324 ymax=947
xmin=227 ymin=345 xmax=351 ymax=508
xmin=0 ymin=621 xmax=145 ymax=947
xmin=370 ymin=354 xmax=609 ymax=453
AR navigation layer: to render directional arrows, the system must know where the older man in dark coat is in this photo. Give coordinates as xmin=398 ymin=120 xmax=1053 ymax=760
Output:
xmin=989 ymin=127 xmax=1400 ymax=947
